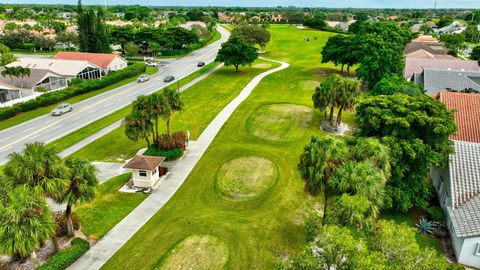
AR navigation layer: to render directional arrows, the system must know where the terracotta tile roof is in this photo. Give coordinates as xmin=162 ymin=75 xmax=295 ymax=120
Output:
xmin=404 ymin=58 xmax=480 ymax=79
xmin=437 ymin=92 xmax=480 ymax=143
xmin=123 ymin=155 xmax=165 ymax=170
xmin=412 ymin=35 xmax=439 ymax=43
xmin=54 ymin=52 xmax=121 ymax=70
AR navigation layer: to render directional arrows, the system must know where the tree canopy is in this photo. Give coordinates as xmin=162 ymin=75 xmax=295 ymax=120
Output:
xmin=231 ymin=24 xmax=270 ymax=50
xmin=371 ymin=75 xmax=425 ymax=96
xmin=215 ymin=37 xmax=258 ymax=72
xmin=355 ymin=94 xmax=456 ymax=212
xmin=77 ymin=1 xmax=111 ymax=53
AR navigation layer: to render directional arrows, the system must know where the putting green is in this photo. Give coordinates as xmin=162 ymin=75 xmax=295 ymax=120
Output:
xmin=288 ymin=79 xmax=321 ymax=90
xmin=158 ymin=235 xmax=229 ymax=270
xmin=246 ymin=104 xmax=313 ymax=142
xmin=216 ymin=156 xmax=278 ymax=200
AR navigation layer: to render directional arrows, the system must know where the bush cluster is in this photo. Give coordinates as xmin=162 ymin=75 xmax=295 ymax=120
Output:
xmin=426 ymin=206 xmax=445 ymax=222
xmin=143 ymin=146 xmax=183 ymax=161
xmin=156 ymin=131 xmax=186 ymax=151
xmin=0 ymin=62 xmax=146 ymax=121
xmin=37 ymin=237 xmax=90 ymax=270
xmin=53 ymin=211 xmax=80 ymax=237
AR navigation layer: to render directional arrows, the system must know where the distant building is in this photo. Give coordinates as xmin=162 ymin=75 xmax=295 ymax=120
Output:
xmin=436 ymin=21 xmax=466 ymax=35
xmin=123 ymin=155 xmax=167 ymax=188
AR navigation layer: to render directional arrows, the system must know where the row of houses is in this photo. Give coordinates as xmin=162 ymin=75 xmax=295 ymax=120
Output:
xmin=405 ymin=35 xmax=480 ymax=268
xmin=0 ymin=52 xmax=127 ymax=105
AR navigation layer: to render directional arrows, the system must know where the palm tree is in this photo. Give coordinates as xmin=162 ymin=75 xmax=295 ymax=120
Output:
xmin=312 ymin=80 xmax=334 ymax=120
xmin=298 ymin=136 xmax=349 ymax=221
xmin=124 ymin=110 xmax=154 ymax=148
xmin=329 ymin=160 xmax=387 ymax=219
xmin=132 ymin=95 xmax=156 ymax=139
xmin=0 ymin=185 xmax=56 ymax=264
xmin=149 ymin=93 xmax=166 ymax=141
xmin=4 ymin=142 xmax=68 ymax=198
xmin=334 ymin=76 xmax=361 ymax=130
xmin=18 ymin=66 xmax=31 ymax=89
xmin=162 ymin=88 xmax=184 ymax=135
xmin=58 ymin=158 xmax=98 ymax=237
xmin=1 ymin=66 xmax=16 ymax=86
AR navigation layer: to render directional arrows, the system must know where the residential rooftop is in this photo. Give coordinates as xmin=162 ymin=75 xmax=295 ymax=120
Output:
xmin=404 ymin=58 xmax=480 ymax=79
xmin=420 ymin=68 xmax=480 ymax=96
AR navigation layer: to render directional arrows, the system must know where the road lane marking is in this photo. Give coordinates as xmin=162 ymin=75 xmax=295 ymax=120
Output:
xmin=30 ymin=135 xmax=40 ymax=140
xmin=73 ymin=116 xmax=81 ymax=121
xmin=24 ymin=127 xmax=34 ymax=132
xmin=51 ymin=125 xmax=62 ymax=130
xmin=0 ymin=137 xmax=9 ymax=142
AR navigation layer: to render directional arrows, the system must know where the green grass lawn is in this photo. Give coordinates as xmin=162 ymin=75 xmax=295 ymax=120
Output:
xmin=0 ymin=67 xmax=158 ymax=132
xmin=75 ymin=173 xmax=147 ymax=240
xmin=102 ymin=25 xmax=338 ymax=270
xmin=72 ymin=59 xmax=279 ymax=162
xmin=47 ymin=63 xmax=219 ymax=154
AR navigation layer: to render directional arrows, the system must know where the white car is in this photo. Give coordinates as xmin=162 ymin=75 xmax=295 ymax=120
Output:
xmin=138 ymin=74 xmax=150 ymax=83
xmin=51 ymin=104 xmax=73 ymax=116
xmin=146 ymin=61 xmax=158 ymax=67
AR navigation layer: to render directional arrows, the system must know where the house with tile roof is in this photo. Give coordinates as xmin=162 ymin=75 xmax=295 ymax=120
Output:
xmin=414 ymin=69 xmax=480 ymax=96
xmin=54 ymin=52 xmax=128 ymax=73
xmin=430 ymin=92 xmax=480 ymax=268
xmin=0 ymin=68 xmax=68 ymax=105
xmin=7 ymin=57 xmax=103 ymax=80
xmin=404 ymin=58 xmax=480 ymax=80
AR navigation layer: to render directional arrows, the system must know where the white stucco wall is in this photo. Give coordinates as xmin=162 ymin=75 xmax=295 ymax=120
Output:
xmin=430 ymin=166 xmax=452 ymax=208
xmin=459 ymin=237 xmax=480 ymax=268
xmin=132 ymin=168 xmax=160 ymax=188
xmin=107 ymin=56 xmax=128 ymax=72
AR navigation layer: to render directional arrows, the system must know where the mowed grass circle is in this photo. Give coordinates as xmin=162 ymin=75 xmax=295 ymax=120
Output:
xmin=216 ymin=156 xmax=278 ymax=201
xmin=158 ymin=235 xmax=229 ymax=270
xmin=246 ymin=104 xmax=313 ymax=142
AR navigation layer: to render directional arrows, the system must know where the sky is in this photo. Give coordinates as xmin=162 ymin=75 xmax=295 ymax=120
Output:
xmin=1 ymin=0 xmax=479 ymax=8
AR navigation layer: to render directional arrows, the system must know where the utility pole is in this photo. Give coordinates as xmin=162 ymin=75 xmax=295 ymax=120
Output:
xmin=434 ymin=0 xmax=437 ymax=9
xmin=104 ymin=0 xmax=107 ymax=10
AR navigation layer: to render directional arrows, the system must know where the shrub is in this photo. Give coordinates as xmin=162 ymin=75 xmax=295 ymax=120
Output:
xmin=53 ymin=211 xmax=80 ymax=237
xmin=37 ymin=237 xmax=89 ymax=270
xmin=156 ymin=131 xmax=186 ymax=150
xmin=0 ymin=63 xmax=146 ymax=121
xmin=426 ymin=206 xmax=445 ymax=222
xmin=144 ymin=146 xmax=184 ymax=161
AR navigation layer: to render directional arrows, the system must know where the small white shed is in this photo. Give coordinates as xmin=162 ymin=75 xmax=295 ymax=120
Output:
xmin=123 ymin=155 xmax=166 ymax=188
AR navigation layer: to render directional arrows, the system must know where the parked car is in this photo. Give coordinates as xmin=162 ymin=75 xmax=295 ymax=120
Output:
xmin=163 ymin=75 xmax=175 ymax=82
xmin=137 ymin=74 xmax=150 ymax=83
xmin=146 ymin=61 xmax=158 ymax=67
xmin=197 ymin=62 xmax=205 ymax=67
xmin=51 ymin=104 xmax=73 ymax=116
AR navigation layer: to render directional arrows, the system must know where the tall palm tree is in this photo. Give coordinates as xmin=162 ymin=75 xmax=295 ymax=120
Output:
xmin=162 ymin=88 xmax=184 ymax=135
xmin=4 ymin=142 xmax=68 ymax=198
xmin=18 ymin=66 xmax=31 ymax=89
xmin=58 ymin=158 xmax=98 ymax=237
xmin=334 ymin=76 xmax=361 ymax=130
xmin=1 ymin=66 xmax=16 ymax=86
xmin=312 ymin=80 xmax=334 ymax=120
xmin=0 ymin=185 xmax=56 ymax=264
xmin=149 ymin=93 xmax=166 ymax=141
xmin=298 ymin=136 xmax=349 ymax=221
xmin=124 ymin=110 xmax=154 ymax=148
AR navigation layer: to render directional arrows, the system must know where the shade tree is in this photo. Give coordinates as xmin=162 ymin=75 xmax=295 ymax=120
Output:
xmin=231 ymin=24 xmax=271 ymax=50
xmin=215 ymin=37 xmax=258 ymax=72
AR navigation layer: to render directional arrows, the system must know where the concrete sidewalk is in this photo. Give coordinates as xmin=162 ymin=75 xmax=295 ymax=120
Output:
xmin=68 ymin=58 xmax=289 ymax=270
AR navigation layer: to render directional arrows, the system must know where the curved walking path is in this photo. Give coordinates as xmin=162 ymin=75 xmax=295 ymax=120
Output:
xmin=68 ymin=57 xmax=289 ymax=270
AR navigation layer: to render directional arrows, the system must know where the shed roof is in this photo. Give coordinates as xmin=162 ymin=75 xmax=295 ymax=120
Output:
xmin=123 ymin=155 xmax=165 ymax=170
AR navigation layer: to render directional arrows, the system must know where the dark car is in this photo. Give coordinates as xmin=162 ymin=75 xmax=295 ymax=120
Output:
xmin=197 ymin=62 xmax=205 ymax=67
xmin=163 ymin=75 xmax=175 ymax=82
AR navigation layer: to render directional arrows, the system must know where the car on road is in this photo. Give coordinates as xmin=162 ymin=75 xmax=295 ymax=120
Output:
xmin=197 ymin=62 xmax=205 ymax=67
xmin=163 ymin=75 xmax=175 ymax=82
xmin=51 ymin=104 xmax=73 ymax=116
xmin=137 ymin=74 xmax=150 ymax=83
xmin=146 ymin=61 xmax=158 ymax=67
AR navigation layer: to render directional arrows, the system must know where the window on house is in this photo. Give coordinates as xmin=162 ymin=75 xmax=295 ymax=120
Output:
xmin=152 ymin=168 xmax=157 ymax=175
xmin=475 ymin=244 xmax=480 ymax=256
xmin=139 ymin=170 xmax=147 ymax=177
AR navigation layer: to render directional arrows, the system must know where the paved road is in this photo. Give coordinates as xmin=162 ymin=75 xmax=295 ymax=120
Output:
xmin=0 ymin=26 xmax=229 ymax=165
xmin=68 ymin=57 xmax=289 ymax=270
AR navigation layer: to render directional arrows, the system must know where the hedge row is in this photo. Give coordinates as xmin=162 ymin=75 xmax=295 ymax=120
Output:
xmin=144 ymin=146 xmax=184 ymax=161
xmin=0 ymin=62 xmax=146 ymax=121
xmin=37 ymin=237 xmax=89 ymax=270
